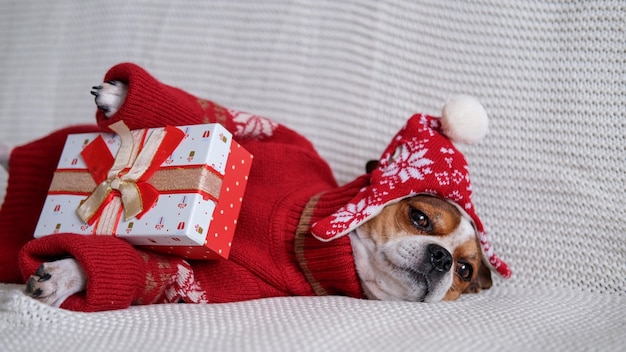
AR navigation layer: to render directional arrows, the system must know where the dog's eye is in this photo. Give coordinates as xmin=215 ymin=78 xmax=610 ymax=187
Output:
xmin=456 ymin=261 xmax=473 ymax=282
xmin=409 ymin=207 xmax=431 ymax=230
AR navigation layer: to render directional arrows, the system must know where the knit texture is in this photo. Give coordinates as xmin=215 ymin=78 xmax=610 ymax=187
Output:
xmin=0 ymin=126 xmax=103 ymax=283
xmin=11 ymin=63 xmax=365 ymax=308
xmin=96 ymin=63 xmax=234 ymax=132
xmin=1 ymin=285 xmax=624 ymax=352
xmin=311 ymin=113 xmax=511 ymax=278
xmin=297 ymin=181 xmax=370 ymax=298
xmin=0 ymin=1 xmax=624 ymax=350
xmin=18 ymin=235 xmax=191 ymax=311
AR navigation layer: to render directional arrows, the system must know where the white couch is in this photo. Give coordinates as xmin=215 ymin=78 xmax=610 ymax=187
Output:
xmin=1 ymin=1 xmax=624 ymax=351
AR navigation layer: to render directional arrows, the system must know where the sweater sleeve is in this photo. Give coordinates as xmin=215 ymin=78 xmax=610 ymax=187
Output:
xmin=95 ymin=63 xmax=316 ymax=150
xmin=0 ymin=125 xmax=104 ymax=283
xmin=19 ymin=234 xmax=190 ymax=312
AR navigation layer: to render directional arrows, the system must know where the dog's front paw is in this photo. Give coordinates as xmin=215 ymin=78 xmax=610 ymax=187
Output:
xmin=25 ymin=258 xmax=87 ymax=307
xmin=91 ymin=80 xmax=128 ymax=118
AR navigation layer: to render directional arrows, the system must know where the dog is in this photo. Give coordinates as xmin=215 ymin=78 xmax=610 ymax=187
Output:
xmin=25 ymin=194 xmax=488 ymax=306
xmin=17 ymin=63 xmax=509 ymax=310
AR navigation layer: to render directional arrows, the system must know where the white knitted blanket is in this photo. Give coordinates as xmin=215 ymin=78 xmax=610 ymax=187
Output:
xmin=1 ymin=283 xmax=624 ymax=351
xmin=0 ymin=1 xmax=624 ymax=351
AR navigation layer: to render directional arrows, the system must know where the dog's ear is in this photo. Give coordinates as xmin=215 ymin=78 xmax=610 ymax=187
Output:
xmin=463 ymin=260 xmax=493 ymax=294
xmin=365 ymin=160 xmax=379 ymax=174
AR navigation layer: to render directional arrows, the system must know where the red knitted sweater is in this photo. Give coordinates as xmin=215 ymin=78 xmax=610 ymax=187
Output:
xmin=0 ymin=63 xmax=366 ymax=311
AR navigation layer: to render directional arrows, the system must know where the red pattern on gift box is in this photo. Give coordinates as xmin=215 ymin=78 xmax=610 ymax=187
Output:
xmin=141 ymin=142 xmax=253 ymax=260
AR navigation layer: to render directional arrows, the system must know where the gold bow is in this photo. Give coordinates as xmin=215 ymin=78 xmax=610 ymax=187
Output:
xmin=76 ymin=121 xmax=170 ymax=223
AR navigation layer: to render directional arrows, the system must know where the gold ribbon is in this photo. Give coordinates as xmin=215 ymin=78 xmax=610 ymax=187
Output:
xmin=50 ymin=167 xmax=223 ymax=200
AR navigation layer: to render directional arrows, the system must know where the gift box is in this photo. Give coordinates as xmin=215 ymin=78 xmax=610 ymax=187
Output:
xmin=33 ymin=121 xmax=253 ymax=260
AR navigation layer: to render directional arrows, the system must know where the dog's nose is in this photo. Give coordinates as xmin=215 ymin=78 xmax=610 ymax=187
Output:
xmin=428 ymin=244 xmax=452 ymax=272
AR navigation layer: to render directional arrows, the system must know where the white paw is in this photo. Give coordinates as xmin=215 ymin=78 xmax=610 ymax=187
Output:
xmin=91 ymin=80 xmax=128 ymax=118
xmin=25 ymin=258 xmax=87 ymax=307
xmin=0 ymin=143 xmax=11 ymax=170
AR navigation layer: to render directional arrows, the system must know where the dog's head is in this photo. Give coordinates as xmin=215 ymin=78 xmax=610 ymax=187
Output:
xmin=312 ymin=97 xmax=510 ymax=301
xmin=349 ymin=194 xmax=492 ymax=302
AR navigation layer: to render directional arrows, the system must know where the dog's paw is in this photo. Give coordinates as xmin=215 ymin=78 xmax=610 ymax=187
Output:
xmin=25 ymin=258 xmax=87 ymax=307
xmin=90 ymin=80 xmax=128 ymax=118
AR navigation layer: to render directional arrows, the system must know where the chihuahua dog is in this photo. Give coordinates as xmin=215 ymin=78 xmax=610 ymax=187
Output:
xmin=19 ymin=63 xmax=509 ymax=311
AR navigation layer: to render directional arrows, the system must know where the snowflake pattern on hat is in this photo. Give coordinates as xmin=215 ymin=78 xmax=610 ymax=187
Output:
xmin=380 ymin=140 xmax=433 ymax=184
xmin=311 ymin=112 xmax=511 ymax=278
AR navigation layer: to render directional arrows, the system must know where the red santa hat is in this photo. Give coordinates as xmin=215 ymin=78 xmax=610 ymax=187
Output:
xmin=311 ymin=96 xmax=511 ymax=278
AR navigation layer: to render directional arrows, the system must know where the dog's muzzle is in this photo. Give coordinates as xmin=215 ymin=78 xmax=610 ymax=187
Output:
xmin=406 ymin=244 xmax=453 ymax=283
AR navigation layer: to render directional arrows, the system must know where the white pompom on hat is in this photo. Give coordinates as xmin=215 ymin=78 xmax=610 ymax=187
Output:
xmin=441 ymin=95 xmax=489 ymax=144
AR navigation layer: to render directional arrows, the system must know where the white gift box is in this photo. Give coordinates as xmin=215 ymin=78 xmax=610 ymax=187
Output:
xmin=33 ymin=122 xmax=253 ymax=260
